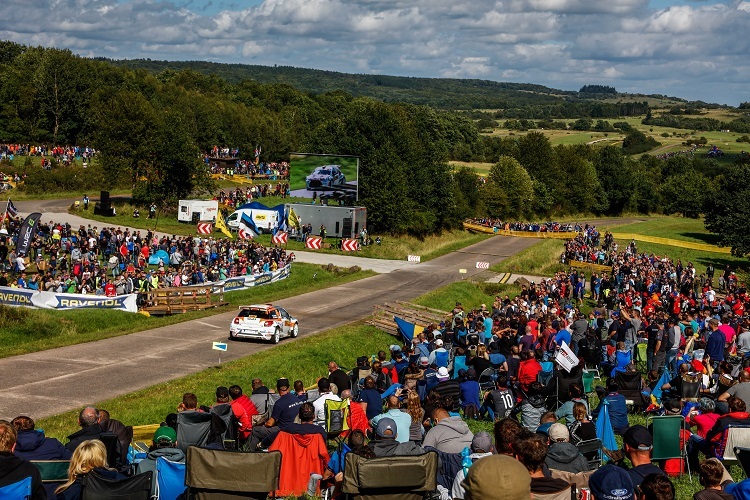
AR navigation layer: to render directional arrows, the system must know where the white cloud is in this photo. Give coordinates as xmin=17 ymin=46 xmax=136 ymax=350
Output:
xmin=0 ymin=0 xmax=747 ymax=104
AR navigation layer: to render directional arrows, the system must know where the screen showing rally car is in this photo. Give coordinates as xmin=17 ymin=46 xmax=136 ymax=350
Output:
xmin=289 ymin=153 xmax=359 ymax=202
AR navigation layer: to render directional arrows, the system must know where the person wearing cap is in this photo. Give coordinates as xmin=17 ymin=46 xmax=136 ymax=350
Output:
xmin=370 ymin=417 xmax=425 ymax=457
xmin=589 ymin=464 xmax=635 ymax=500
xmin=370 ymin=395 xmax=412 ymax=444
xmin=433 ymin=366 xmax=461 ymax=412
xmin=450 ymin=431 xmax=494 ymax=500
xmin=619 ymin=425 xmax=665 ymax=488
xmin=461 ymin=453 xmax=530 ymax=500
xmin=544 ymin=423 xmax=589 ymax=473
xmin=428 ymin=338 xmax=449 ymax=368
xmin=248 ymin=377 xmax=304 ymax=450
xmin=136 ymin=425 xmax=185 ymax=497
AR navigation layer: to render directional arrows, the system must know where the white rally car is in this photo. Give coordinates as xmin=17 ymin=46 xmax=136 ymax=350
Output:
xmin=229 ymin=304 xmax=299 ymax=344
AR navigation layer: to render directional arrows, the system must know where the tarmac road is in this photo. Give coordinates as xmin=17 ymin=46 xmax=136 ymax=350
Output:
xmin=0 ymin=233 xmax=536 ymax=421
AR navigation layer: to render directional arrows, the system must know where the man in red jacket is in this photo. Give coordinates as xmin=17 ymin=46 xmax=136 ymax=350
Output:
xmin=229 ymin=385 xmax=259 ymax=448
xmin=339 ymin=389 xmax=370 ymax=436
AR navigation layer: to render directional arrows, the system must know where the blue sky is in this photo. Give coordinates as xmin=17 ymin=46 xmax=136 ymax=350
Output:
xmin=2 ymin=0 xmax=748 ymax=105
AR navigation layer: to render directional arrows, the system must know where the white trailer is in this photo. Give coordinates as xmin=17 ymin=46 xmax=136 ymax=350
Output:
xmin=178 ymin=200 xmax=219 ymax=223
xmin=285 ymin=203 xmax=367 ymax=238
xmin=226 ymin=208 xmax=280 ymax=234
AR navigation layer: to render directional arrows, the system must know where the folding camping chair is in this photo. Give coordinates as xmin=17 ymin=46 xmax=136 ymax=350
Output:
xmin=576 ymin=438 xmax=603 ymax=470
xmin=478 ymin=368 xmax=497 ymax=398
xmin=0 ymin=477 xmax=31 ymax=499
xmin=452 ymin=355 xmax=468 ymax=379
xmin=717 ymin=426 xmax=750 ymax=467
xmin=81 ymin=470 xmax=152 ymax=500
xmin=636 ymin=342 xmax=648 ymax=374
xmin=32 ymin=459 xmax=70 ymax=499
xmin=186 ymin=447 xmax=281 ymax=499
xmin=649 ymin=415 xmax=691 ymax=481
xmin=155 ymin=457 xmax=187 ymax=500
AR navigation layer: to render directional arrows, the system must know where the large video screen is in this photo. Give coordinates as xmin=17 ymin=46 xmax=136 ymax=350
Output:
xmin=289 ymin=153 xmax=359 ymax=202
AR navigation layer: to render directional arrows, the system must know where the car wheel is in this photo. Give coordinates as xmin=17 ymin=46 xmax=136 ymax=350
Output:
xmin=291 ymin=323 xmax=299 ymax=338
xmin=272 ymin=328 xmax=280 ymax=344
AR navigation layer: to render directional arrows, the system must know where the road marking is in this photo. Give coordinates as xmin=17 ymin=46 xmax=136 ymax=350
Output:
xmin=196 ymin=321 xmax=221 ymax=329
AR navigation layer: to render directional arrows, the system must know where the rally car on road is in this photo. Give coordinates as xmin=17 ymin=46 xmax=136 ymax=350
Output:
xmin=305 ymin=165 xmax=346 ymax=189
xmin=229 ymin=304 xmax=298 ymax=344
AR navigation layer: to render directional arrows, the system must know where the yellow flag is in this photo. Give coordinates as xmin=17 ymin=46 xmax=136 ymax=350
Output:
xmin=288 ymin=207 xmax=301 ymax=230
xmin=215 ymin=210 xmax=234 ymax=239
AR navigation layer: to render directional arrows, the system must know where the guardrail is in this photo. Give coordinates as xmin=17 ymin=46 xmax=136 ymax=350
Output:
xmin=463 ymin=222 xmax=732 ymax=254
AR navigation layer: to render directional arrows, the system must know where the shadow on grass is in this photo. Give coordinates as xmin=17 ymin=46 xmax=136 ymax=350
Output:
xmin=679 ymin=231 xmax=722 ymax=245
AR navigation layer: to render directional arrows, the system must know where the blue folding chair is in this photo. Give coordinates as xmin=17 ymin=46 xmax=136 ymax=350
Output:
xmin=0 ymin=476 xmax=32 ymax=499
xmin=155 ymin=457 xmax=186 ymax=500
xmin=452 ymin=355 xmax=468 ymax=379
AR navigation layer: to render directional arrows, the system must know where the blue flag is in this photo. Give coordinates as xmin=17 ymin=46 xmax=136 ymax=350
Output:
xmin=596 ymin=399 xmax=618 ymax=462
xmin=238 ymin=212 xmax=259 ymax=239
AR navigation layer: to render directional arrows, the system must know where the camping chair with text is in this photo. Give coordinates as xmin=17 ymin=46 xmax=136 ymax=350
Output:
xmin=649 ymin=415 xmax=691 ymax=481
xmin=185 ymin=446 xmax=281 ymax=500
xmin=478 ymin=367 xmax=497 ymax=399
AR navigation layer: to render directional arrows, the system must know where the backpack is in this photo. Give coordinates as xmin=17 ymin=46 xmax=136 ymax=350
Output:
xmin=324 ymin=399 xmax=350 ymax=435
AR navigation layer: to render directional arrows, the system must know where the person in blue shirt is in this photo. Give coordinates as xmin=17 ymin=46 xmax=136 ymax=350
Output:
xmin=592 ymin=380 xmax=629 ymax=434
xmin=705 ymin=318 xmax=725 ymax=367
xmin=459 ymin=369 xmax=481 ymax=419
xmin=554 ymin=327 xmax=572 ymax=349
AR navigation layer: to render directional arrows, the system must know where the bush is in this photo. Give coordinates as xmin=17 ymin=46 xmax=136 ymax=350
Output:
xmin=737 ymin=135 xmax=750 ymax=143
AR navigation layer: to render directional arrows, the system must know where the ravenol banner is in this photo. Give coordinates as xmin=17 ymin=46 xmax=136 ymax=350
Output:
xmin=0 ymin=286 xmax=138 ymax=313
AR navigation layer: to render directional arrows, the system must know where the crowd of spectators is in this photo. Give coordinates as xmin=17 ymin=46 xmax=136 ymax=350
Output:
xmin=207 ymin=157 xmax=290 ymax=180
xmin=468 ymin=218 xmax=581 ymax=233
xmin=215 ymin=184 xmax=290 ymax=208
xmin=6 ymin=269 xmax=750 ymax=498
xmin=0 ymin=217 xmax=293 ymax=300
xmin=0 ymin=144 xmax=97 ymax=162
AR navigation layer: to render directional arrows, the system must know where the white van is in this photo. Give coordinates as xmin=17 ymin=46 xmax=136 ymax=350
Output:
xmin=226 ymin=209 xmax=279 ymax=234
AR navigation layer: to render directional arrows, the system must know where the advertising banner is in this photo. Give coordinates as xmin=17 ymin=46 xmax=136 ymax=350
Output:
xmin=0 ymin=286 xmax=138 ymax=313
xmin=16 ymin=212 xmax=41 ymax=257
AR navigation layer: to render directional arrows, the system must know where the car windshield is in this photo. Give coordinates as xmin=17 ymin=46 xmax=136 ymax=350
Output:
xmin=238 ymin=308 xmax=271 ymax=319
xmin=317 ymin=169 xmax=331 ymax=175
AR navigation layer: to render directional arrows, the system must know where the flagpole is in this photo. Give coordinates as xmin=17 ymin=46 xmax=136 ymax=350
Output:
xmin=1 ymin=198 xmax=9 ymax=228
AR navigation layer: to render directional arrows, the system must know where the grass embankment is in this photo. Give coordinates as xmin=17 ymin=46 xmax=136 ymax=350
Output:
xmin=37 ymin=324 xmax=394 ymax=440
xmin=0 ymin=263 xmax=374 ymax=358
xmin=490 ymin=239 xmax=566 ymax=276
xmin=414 ymin=281 xmax=522 ymax=312
xmin=609 ymin=216 xmax=720 ymax=246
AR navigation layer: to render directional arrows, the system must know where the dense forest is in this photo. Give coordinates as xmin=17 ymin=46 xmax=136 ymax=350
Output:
xmin=0 ymin=42 xmax=748 ymax=235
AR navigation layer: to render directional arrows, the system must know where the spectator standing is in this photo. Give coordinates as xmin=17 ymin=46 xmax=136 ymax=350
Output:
xmin=327 ymin=362 xmax=351 ymax=393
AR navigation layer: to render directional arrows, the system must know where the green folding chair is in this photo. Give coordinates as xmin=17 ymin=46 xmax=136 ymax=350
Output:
xmin=649 ymin=415 xmax=691 ymax=481
xmin=636 ymin=343 xmax=648 ymax=373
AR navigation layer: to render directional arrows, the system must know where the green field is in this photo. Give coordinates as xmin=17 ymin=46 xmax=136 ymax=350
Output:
xmin=288 ymin=154 xmax=359 ymax=193
xmin=608 ymin=216 xmax=720 ymax=246
xmin=0 ymin=263 xmax=374 ymax=358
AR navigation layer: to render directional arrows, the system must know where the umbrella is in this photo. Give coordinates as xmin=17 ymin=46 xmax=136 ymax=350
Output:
xmin=596 ymin=398 xmax=618 ymax=462
xmin=148 ymin=249 xmax=169 ymax=266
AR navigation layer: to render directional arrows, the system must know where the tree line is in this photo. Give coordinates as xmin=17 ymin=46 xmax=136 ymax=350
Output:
xmin=0 ymin=42 xmax=747 ymax=241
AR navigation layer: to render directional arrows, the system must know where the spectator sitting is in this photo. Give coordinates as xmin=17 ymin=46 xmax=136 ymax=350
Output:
xmin=514 ymin=431 xmax=571 ymax=496
xmin=248 ymin=378 xmax=304 ymax=450
xmin=459 ymin=368 xmax=481 ymax=419
xmin=428 ymin=339 xmax=449 ymax=368
xmin=555 ymin=383 xmax=588 ymax=426
xmin=281 ymin=402 xmax=327 ymax=441
xmin=370 ymin=395 xmax=411 ymax=444
xmin=136 ymin=426 xmax=185 ymax=498
xmin=545 ymin=423 xmax=590 ymax=473
xmin=319 ymin=429 xmax=367 ymax=498
xmin=251 ymin=378 xmax=270 ymax=395
xmin=570 ymin=402 xmax=597 ymax=445
xmin=433 ymin=367 xmax=461 ymax=412
xmin=621 ymin=425 xmax=666 ymax=489
xmin=55 ymin=439 xmax=127 ymax=500
xmin=97 ymin=409 xmax=129 ymax=469
xmin=328 ymin=361 xmax=352 ymax=393
xmin=694 ymin=458 xmax=735 ymax=500
xmin=589 ymin=464 xmax=635 ymax=500
xmin=228 ymin=384 xmax=259 ymax=448
xmin=65 ymin=406 xmax=112 ymax=453
xmin=313 ymin=378 xmax=341 ymax=427
xmin=357 ymin=377 xmax=382 ymax=421
xmin=685 ymin=398 xmax=721 ymax=439
xmin=451 ymin=431 xmax=494 ymax=500
xmin=422 ymin=408 xmax=474 ymax=454
xmin=511 ymin=381 xmax=547 ymax=431
xmin=494 ymin=417 xmax=524 ymax=456
xmin=461 ymin=454 xmax=531 ymax=500
xmin=481 ymin=373 xmax=515 ymax=421
xmin=638 ymin=473 xmax=676 ymax=500
xmin=0 ymin=421 xmax=46 ymax=500
xmin=370 ymin=417 xmax=425 ymax=457
xmin=11 ymin=415 xmax=72 ymax=460
xmin=592 ymin=379 xmax=629 ymax=435
xmin=293 ymin=380 xmax=309 ymax=401
xmin=689 ymin=396 xmax=750 ymax=470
